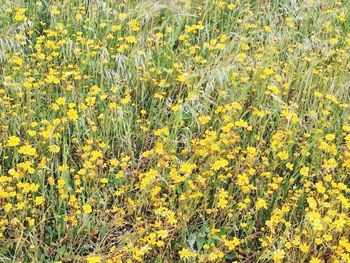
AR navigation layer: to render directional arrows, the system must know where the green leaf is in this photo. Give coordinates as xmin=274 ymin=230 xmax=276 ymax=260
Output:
xmin=195 ymin=236 xmax=206 ymax=251
xmin=54 ymin=245 xmax=66 ymax=260
xmin=99 ymin=225 xmax=109 ymax=239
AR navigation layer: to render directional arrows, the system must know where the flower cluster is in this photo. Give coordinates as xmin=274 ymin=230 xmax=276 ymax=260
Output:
xmin=0 ymin=0 xmax=349 ymax=262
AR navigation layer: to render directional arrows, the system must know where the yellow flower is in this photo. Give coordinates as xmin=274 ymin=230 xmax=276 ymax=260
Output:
xmin=277 ymin=151 xmax=289 ymax=160
xmin=300 ymin=166 xmax=309 ymax=177
xmin=56 ymin=97 xmax=66 ymax=105
xmin=310 ymin=257 xmax=322 ymax=263
xmin=67 ymin=109 xmax=78 ymax=121
xmin=7 ymin=136 xmax=20 ymax=147
xmin=125 ymin=36 xmax=136 ymax=43
xmin=49 ymin=144 xmax=60 ymax=153
xmin=86 ymin=255 xmax=101 ymax=263
xmin=227 ymin=3 xmax=235 ymax=10
xmin=198 ymin=115 xmax=211 ymax=125
xmin=34 ymin=196 xmax=45 ymax=206
xmin=4 ymin=203 xmax=12 ymax=212
xmin=112 ymin=25 xmax=122 ymax=31
xmin=325 ymin=133 xmax=335 ymax=141
xmin=18 ymin=145 xmax=36 ymax=156
xmin=235 ymin=119 xmax=248 ymax=128
xmin=299 ymin=242 xmax=309 ymax=253
xmin=171 ymin=104 xmax=180 ymax=112
xmin=217 ymin=188 xmax=229 ymax=209
xmin=212 ymin=158 xmax=229 ymax=171
xmin=263 ymin=67 xmax=274 ymax=75
xmin=272 ymin=249 xmax=285 ymax=262
xmin=330 ymin=37 xmax=338 ymax=45
xmin=139 ymin=169 xmax=158 ymax=189
xmin=118 ymin=12 xmax=127 ymax=20
xmin=85 ymin=96 xmax=96 ymax=106
xmin=100 ymin=178 xmax=108 ymax=184
xmin=129 ymin=20 xmax=140 ymax=32
xmin=179 ymin=162 xmax=197 ymax=174
xmin=179 ymin=248 xmax=196 ymax=259
xmin=286 ymin=162 xmax=294 ymax=170
xmin=224 ymin=237 xmax=240 ymax=251
xmin=264 ymin=25 xmax=272 ymax=32
xmin=256 ymin=198 xmax=268 ymax=210
xmin=338 ymin=12 xmax=346 ymax=22
xmin=82 ymin=204 xmax=92 ymax=214
xmin=15 ymin=8 xmax=26 ymax=22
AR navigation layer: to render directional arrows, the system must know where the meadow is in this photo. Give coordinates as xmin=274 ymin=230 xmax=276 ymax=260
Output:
xmin=0 ymin=0 xmax=350 ymax=262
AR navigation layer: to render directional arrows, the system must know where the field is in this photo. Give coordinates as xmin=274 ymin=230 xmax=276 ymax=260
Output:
xmin=1 ymin=0 xmax=350 ymax=262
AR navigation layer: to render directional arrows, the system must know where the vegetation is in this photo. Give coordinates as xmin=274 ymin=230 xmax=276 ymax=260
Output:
xmin=0 ymin=0 xmax=350 ymax=262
